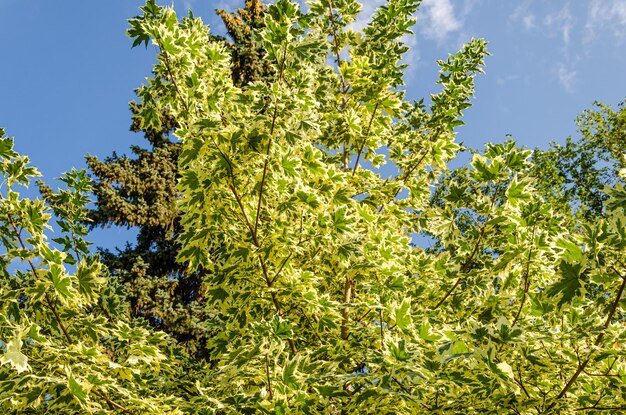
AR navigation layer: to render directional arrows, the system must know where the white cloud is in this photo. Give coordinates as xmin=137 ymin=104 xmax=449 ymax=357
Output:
xmin=401 ymin=33 xmax=421 ymax=82
xmin=522 ymin=14 xmax=536 ymax=30
xmin=461 ymin=0 xmax=481 ymax=17
xmin=586 ymin=0 xmax=626 ymax=40
xmin=419 ymin=0 xmax=462 ymax=43
xmin=544 ymin=4 xmax=574 ymax=45
xmin=496 ymin=74 xmax=520 ymax=86
xmin=510 ymin=1 xmax=536 ymax=30
xmin=556 ymin=63 xmax=577 ymax=93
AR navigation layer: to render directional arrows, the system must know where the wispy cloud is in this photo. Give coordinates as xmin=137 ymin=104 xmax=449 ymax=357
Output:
xmin=461 ymin=0 xmax=482 ymax=17
xmin=586 ymin=0 xmax=626 ymax=40
xmin=496 ymin=74 xmax=521 ymax=86
xmin=401 ymin=33 xmax=421 ymax=82
xmin=556 ymin=63 xmax=577 ymax=93
xmin=522 ymin=14 xmax=536 ymax=30
xmin=510 ymin=1 xmax=536 ymax=30
xmin=544 ymin=4 xmax=574 ymax=45
xmin=419 ymin=0 xmax=462 ymax=43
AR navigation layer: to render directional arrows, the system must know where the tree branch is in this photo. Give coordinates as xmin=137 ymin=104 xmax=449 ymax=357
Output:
xmin=340 ymin=276 xmax=353 ymax=340
xmin=327 ymin=0 xmax=351 ymax=172
xmin=5 ymin=212 xmax=73 ymax=344
xmin=352 ymin=102 xmax=379 ymax=175
xmin=433 ymin=181 xmax=503 ymax=309
xmin=547 ymin=266 xmax=626 ymax=410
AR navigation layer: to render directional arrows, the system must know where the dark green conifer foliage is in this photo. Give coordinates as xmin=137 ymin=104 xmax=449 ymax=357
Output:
xmin=41 ymin=0 xmax=271 ymax=359
xmin=216 ymin=0 xmax=275 ymax=86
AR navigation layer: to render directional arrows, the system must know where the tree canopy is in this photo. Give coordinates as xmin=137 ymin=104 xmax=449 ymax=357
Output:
xmin=2 ymin=1 xmax=626 ymax=414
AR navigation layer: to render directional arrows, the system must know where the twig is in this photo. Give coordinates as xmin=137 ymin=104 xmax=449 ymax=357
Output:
xmin=546 ymin=266 xmax=626 ymax=410
xmin=512 ymin=228 xmax=536 ymax=327
xmin=340 ymin=276 xmax=353 ymax=340
xmin=433 ymin=181 xmax=503 ymax=309
xmin=352 ymin=102 xmax=380 ymax=175
xmin=265 ymin=354 xmax=274 ymax=400
xmin=327 ymin=0 xmax=351 ymax=171
xmin=5 ymin=212 xmax=73 ymax=344
xmin=254 ymin=35 xmax=288 ymax=236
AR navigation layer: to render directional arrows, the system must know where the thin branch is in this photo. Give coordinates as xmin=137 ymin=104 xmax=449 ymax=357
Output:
xmin=391 ymin=375 xmax=411 ymax=395
xmin=432 ymin=181 xmax=503 ymax=310
xmin=327 ymin=0 xmax=351 ymax=172
xmin=157 ymin=30 xmax=290 ymax=338
xmin=547 ymin=265 xmax=626 ymax=410
xmin=379 ymin=309 xmax=384 ymax=347
xmin=340 ymin=276 xmax=353 ymax=340
xmin=377 ymin=150 xmax=429 ymax=214
xmin=352 ymin=102 xmax=380 ymax=175
xmin=432 ymin=277 xmax=463 ymax=310
xmin=5 ymin=212 xmax=73 ymax=344
xmin=254 ymin=100 xmax=279 ymax=236
xmin=27 ymin=352 xmax=136 ymax=414
xmin=575 ymin=405 xmax=626 ymax=412
xmin=254 ymin=35 xmax=289 ymax=236
xmin=265 ymin=354 xmax=274 ymax=401
xmin=270 ymin=251 xmax=293 ymax=286
xmin=157 ymin=16 xmax=297 ymax=356
xmin=514 ymin=367 xmax=530 ymax=399
xmin=298 ymin=307 xmax=324 ymax=343
xmin=512 ymin=229 xmax=535 ymax=327
xmin=354 ymin=308 xmax=373 ymax=324
xmin=92 ymin=390 xmax=136 ymax=415
xmin=155 ymin=39 xmax=190 ymax=115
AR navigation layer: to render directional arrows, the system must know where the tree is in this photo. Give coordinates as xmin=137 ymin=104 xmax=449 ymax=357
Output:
xmin=130 ymin=0 xmax=626 ymax=412
xmin=0 ymin=129 xmax=188 ymax=414
xmin=40 ymin=0 xmax=273 ymax=359
xmin=531 ymin=99 xmax=626 ymax=219
xmin=3 ymin=0 xmax=626 ymax=414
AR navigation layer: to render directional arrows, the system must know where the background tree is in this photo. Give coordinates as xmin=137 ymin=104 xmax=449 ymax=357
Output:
xmin=531 ymin=99 xmax=626 ymax=219
xmin=0 ymin=130 xmax=187 ymax=414
xmin=39 ymin=0 xmax=272 ymax=359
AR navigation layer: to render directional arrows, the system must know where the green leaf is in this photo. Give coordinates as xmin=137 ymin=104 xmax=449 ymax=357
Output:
xmin=76 ymin=258 xmax=105 ymax=302
xmin=67 ymin=373 xmax=89 ymax=405
xmin=389 ymin=339 xmax=410 ymax=361
xmin=506 ymin=177 xmax=530 ymax=206
xmin=547 ymin=261 xmax=584 ymax=307
xmin=47 ymin=264 xmax=73 ymax=300
xmin=296 ymin=191 xmax=320 ymax=209
xmin=0 ymin=136 xmax=19 ymax=160
xmin=282 ymin=358 xmax=299 ymax=390
xmin=271 ymin=315 xmax=293 ymax=340
xmin=419 ymin=321 xmax=441 ymax=342
xmin=394 ymin=300 xmax=412 ymax=332
xmin=0 ymin=338 xmax=30 ymax=373
xmin=556 ymin=238 xmax=584 ymax=263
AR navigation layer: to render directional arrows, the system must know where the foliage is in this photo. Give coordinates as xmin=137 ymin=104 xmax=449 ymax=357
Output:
xmin=2 ymin=0 xmax=626 ymax=414
xmin=532 ymin=99 xmax=626 ymax=219
xmin=38 ymin=0 xmax=273 ymax=360
xmin=216 ymin=0 xmax=275 ymax=87
xmin=0 ymin=129 xmax=188 ymax=414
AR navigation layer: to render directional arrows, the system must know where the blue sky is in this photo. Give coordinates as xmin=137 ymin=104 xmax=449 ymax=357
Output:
xmin=1 ymin=0 xmax=625 ymax=248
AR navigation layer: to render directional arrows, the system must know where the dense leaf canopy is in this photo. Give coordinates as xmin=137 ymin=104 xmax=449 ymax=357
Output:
xmin=2 ymin=1 xmax=626 ymax=414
